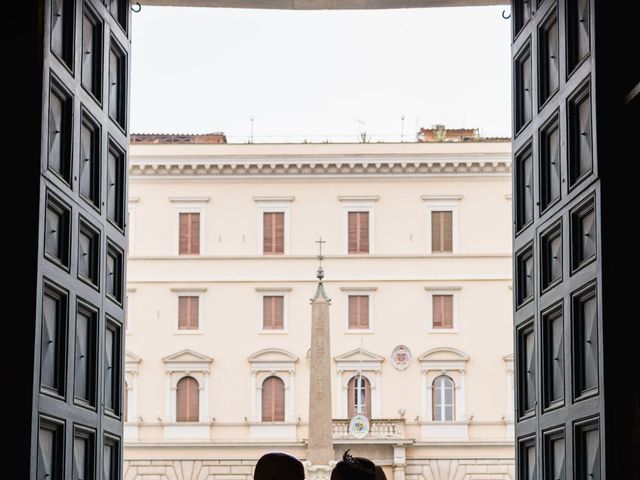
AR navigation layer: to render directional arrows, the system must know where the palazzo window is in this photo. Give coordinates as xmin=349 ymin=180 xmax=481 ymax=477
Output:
xmin=263 ymin=212 xmax=285 ymax=255
xmin=348 ymin=295 xmax=370 ymax=330
xmin=254 ymin=197 xmax=293 ymax=256
xmin=176 ymin=376 xmax=200 ymax=422
xmin=431 ymin=211 xmax=453 ymax=253
xmin=339 ymin=196 xmax=378 ymax=255
xmin=348 ymin=375 xmax=371 ymax=418
xmin=422 ymin=195 xmax=461 ymax=254
xmin=179 ymin=213 xmax=200 ymax=255
xmin=261 ymin=376 xmax=285 ymax=422
xmin=162 ymin=349 xmax=212 ymax=428
xmin=170 ymin=196 xmax=209 ymax=256
xmin=263 ymin=296 xmax=284 ymax=330
xmin=432 ymin=375 xmax=455 ymax=421
xmin=348 ymin=211 xmax=369 ymax=254
xmin=178 ymin=296 xmax=199 ymax=331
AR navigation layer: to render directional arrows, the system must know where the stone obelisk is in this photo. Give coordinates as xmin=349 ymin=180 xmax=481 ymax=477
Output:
xmin=306 ymin=238 xmax=334 ymax=480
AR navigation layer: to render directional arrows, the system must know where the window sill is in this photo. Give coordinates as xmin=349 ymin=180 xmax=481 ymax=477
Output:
xmin=344 ymin=329 xmax=374 ymax=334
xmin=259 ymin=330 xmax=289 ymax=335
xmin=173 ymin=330 xmax=204 ymax=335
xmin=428 ymin=328 xmax=459 ymax=334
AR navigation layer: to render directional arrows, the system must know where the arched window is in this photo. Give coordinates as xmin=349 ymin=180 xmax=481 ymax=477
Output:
xmin=348 ymin=375 xmax=371 ymax=418
xmin=432 ymin=375 xmax=455 ymax=421
xmin=176 ymin=376 xmax=199 ymax=422
xmin=261 ymin=376 xmax=285 ymax=422
xmin=124 ymin=381 xmax=128 ymax=422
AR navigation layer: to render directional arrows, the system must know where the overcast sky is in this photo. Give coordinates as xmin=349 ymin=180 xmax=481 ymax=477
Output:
xmin=130 ymin=5 xmax=512 ymax=143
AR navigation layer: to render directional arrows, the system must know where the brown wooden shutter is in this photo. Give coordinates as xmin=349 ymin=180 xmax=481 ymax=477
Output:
xmin=348 ymin=212 xmax=370 ymax=254
xmin=348 ymin=212 xmax=358 ymax=253
xmin=349 ymin=295 xmax=369 ymax=329
xmin=273 ymin=378 xmax=285 ymax=421
xmin=348 ymin=377 xmax=356 ymax=418
xmin=190 ymin=213 xmax=200 ymax=254
xmin=263 ymin=212 xmax=283 ymax=255
xmin=263 ymin=296 xmax=284 ymax=330
xmin=179 ymin=213 xmax=189 ymax=254
xmin=359 ymin=212 xmax=369 ymax=253
xmin=364 ymin=377 xmax=372 ymax=418
xmin=262 ymin=376 xmax=285 ymax=422
xmin=273 ymin=296 xmax=284 ymax=329
xmin=433 ymin=295 xmax=453 ymax=329
xmin=179 ymin=213 xmax=200 ymax=255
xmin=432 ymin=211 xmax=453 ymax=253
xmin=178 ymin=297 xmax=199 ymax=330
xmin=274 ymin=212 xmax=284 ymax=254
xmin=176 ymin=376 xmax=199 ymax=422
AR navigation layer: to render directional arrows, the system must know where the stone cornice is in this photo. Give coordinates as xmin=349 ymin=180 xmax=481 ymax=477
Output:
xmin=129 ymin=154 xmax=511 ymax=178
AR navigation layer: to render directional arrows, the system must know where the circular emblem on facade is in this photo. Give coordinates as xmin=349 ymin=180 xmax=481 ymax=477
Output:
xmin=349 ymin=414 xmax=370 ymax=439
xmin=391 ymin=345 xmax=412 ymax=370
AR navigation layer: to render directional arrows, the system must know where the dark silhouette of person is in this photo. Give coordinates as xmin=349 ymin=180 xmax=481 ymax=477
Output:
xmin=374 ymin=466 xmax=387 ymax=480
xmin=330 ymin=450 xmax=376 ymax=480
xmin=254 ymin=452 xmax=305 ymax=480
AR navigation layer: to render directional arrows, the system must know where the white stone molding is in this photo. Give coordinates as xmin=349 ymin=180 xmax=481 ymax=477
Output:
xmin=171 ymin=198 xmax=207 ymax=255
xmin=422 ymin=195 xmax=462 ymax=254
xmin=339 ymin=197 xmax=377 ymax=255
xmin=162 ymin=349 xmax=213 ymax=427
xmin=129 ymin=155 xmax=512 ymax=178
xmin=254 ymin=197 xmax=294 ymax=255
xmin=256 ymin=288 xmax=291 ymax=334
xmin=343 ymin=288 xmax=376 ymax=333
xmin=424 ymin=287 xmax=462 ymax=333
xmin=171 ymin=288 xmax=207 ymax=335
xmin=334 ymin=348 xmax=385 ymax=418
xmin=248 ymin=348 xmax=299 ymax=424
xmin=418 ymin=347 xmax=469 ymax=440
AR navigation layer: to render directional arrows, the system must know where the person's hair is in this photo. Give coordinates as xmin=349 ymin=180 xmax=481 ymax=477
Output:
xmin=330 ymin=450 xmax=376 ymax=480
xmin=374 ymin=466 xmax=387 ymax=480
xmin=254 ymin=452 xmax=305 ymax=480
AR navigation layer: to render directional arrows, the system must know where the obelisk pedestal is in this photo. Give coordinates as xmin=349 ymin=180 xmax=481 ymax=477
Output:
xmin=306 ymin=260 xmax=334 ymax=480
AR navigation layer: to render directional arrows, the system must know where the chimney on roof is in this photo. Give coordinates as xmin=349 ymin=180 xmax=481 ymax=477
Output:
xmin=417 ymin=126 xmax=479 ymax=143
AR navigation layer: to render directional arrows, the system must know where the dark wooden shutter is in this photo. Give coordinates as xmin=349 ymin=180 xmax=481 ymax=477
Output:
xmin=274 ymin=212 xmax=284 ymax=254
xmin=262 ymin=376 xmax=285 ymax=422
xmin=348 ymin=212 xmax=369 ymax=254
xmin=433 ymin=295 xmax=453 ymax=329
xmin=348 ymin=377 xmax=356 ymax=418
xmin=178 ymin=296 xmax=198 ymax=330
xmin=179 ymin=213 xmax=200 ymax=255
xmin=263 ymin=212 xmax=284 ymax=255
xmin=432 ymin=211 xmax=453 ymax=252
xmin=364 ymin=377 xmax=371 ymax=418
xmin=263 ymin=296 xmax=284 ymax=329
xmin=348 ymin=295 xmax=369 ymax=329
xmin=176 ymin=377 xmax=199 ymax=422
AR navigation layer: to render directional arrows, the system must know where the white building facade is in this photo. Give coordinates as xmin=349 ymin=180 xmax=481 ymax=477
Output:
xmin=124 ymin=138 xmax=515 ymax=480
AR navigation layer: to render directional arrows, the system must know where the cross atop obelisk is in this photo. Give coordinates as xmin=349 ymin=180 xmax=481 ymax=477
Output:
xmin=307 ymin=238 xmax=334 ymax=478
xmin=312 ymin=237 xmax=329 ymax=301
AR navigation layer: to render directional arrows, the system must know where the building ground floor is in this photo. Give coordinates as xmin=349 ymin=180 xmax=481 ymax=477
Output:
xmin=124 ymin=442 xmax=515 ymax=480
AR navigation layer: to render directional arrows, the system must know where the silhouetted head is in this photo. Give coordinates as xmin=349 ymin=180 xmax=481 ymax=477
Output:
xmin=330 ymin=450 xmax=376 ymax=480
xmin=254 ymin=452 xmax=305 ymax=480
xmin=374 ymin=466 xmax=387 ymax=480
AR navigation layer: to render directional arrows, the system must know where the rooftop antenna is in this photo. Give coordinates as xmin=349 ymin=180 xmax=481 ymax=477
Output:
xmin=249 ymin=116 xmax=255 ymax=144
xmin=401 ymin=115 xmax=406 ymax=142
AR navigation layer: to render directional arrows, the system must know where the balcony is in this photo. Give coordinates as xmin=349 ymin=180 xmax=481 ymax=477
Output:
xmin=332 ymin=418 xmax=405 ymax=440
